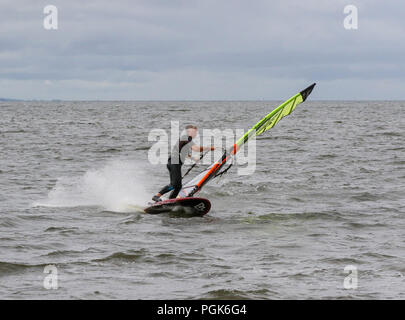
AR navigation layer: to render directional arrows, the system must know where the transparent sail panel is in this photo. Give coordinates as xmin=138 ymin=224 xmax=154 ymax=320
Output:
xmin=178 ymin=164 xmax=215 ymax=197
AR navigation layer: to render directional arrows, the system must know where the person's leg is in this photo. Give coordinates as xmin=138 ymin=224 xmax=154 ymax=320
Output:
xmin=158 ymin=184 xmax=173 ymax=196
xmin=153 ymin=164 xmax=173 ymax=201
xmin=168 ymin=163 xmax=182 ymax=199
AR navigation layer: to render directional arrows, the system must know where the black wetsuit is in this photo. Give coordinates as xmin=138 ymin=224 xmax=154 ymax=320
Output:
xmin=158 ymin=135 xmax=195 ymax=199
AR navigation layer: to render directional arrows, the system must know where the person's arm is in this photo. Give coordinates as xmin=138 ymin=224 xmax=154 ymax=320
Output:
xmin=191 ymin=145 xmax=215 ymax=152
xmin=185 ymin=154 xmax=199 ymax=162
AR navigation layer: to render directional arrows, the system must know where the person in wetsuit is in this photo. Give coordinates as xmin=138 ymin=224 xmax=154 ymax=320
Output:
xmin=152 ymin=125 xmax=215 ymax=202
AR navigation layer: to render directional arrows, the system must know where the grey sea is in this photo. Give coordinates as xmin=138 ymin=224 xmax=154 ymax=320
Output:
xmin=0 ymin=100 xmax=404 ymax=299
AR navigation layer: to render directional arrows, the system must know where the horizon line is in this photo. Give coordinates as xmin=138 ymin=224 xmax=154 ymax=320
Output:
xmin=1 ymin=98 xmax=405 ymax=102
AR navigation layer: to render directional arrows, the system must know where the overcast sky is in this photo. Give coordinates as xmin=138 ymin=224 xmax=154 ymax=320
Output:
xmin=0 ymin=0 xmax=404 ymax=100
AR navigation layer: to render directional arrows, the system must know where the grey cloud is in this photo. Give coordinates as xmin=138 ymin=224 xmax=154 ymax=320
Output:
xmin=0 ymin=0 xmax=404 ymax=99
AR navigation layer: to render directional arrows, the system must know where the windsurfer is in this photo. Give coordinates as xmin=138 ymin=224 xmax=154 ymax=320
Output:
xmin=152 ymin=125 xmax=215 ymax=202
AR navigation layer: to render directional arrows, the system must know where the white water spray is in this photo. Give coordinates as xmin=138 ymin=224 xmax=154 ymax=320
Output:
xmin=34 ymin=160 xmax=151 ymax=212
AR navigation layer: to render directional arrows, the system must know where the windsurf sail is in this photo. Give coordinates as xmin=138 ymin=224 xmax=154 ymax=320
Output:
xmin=178 ymin=83 xmax=316 ymax=198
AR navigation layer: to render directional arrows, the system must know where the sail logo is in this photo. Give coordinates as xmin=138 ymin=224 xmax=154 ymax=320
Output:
xmin=194 ymin=202 xmax=206 ymax=211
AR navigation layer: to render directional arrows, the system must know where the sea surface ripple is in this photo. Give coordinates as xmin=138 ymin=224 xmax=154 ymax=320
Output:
xmin=0 ymin=101 xmax=404 ymax=299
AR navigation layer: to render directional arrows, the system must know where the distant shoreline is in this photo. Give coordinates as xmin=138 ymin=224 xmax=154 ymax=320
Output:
xmin=0 ymin=98 xmax=22 ymax=102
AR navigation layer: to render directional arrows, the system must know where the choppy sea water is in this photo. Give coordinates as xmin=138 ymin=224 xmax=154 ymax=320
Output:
xmin=0 ymin=100 xmax=404 ymax=299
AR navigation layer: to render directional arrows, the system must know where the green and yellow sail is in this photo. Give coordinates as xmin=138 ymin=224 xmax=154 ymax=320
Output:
xmin=179 ymin=83 xmax=316 ymax=197
xmin=235 ymin=83 xmax=316 ymax=149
